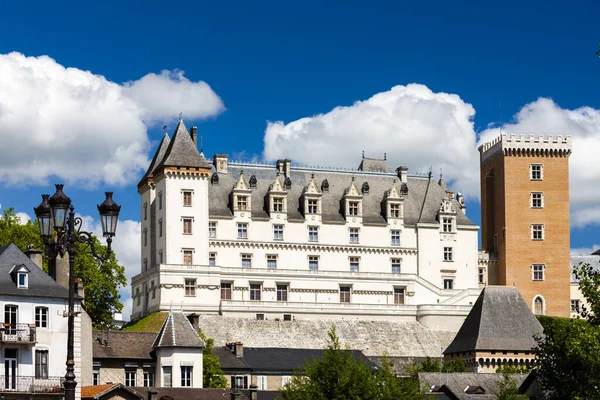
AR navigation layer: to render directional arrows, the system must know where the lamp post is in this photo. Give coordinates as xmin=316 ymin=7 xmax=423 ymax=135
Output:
xmin=34 ymin=184 xmax=120 ymax=400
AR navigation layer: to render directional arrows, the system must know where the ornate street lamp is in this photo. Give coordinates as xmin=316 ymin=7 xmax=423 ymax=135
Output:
xmin=34 ymin=184 xmax=121 ymax=400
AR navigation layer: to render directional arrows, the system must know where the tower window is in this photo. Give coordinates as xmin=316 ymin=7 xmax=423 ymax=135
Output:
xmin=532 ymin=264 xmax=545 ymax=281
xmin=530 ymin=164 xmax=543 ymax=180
xmin=307 ymin=199 xmax=318 ymax=214
xmin=443 ymin=247 xmax=453 ymax=262
xmin=272 ymin=197 xmax=284 ymax=212
xmin=391 ymin=230 xmax=401 ymax=245
xmin=531 ymin=224 xmax=544 ymax=240
xmin=391 ymin=258 xmax=401 ymax=274
xmin=531 ymin=192 xmax=544 ymax=208
xmin=394 ymin=288 xmax=405 ymax=305
xmin=390 ymin=203 xmax=400 ymax=218
xmin=348 ymin=201 xmax=359 ymax=216
xmin=183 ymin=191 xmax=192 ymax=207
xmin=182 ymin=218 xmax=193 ymax=234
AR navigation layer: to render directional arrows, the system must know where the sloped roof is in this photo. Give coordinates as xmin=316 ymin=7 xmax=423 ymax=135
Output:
xmin=92 ymin=331 xmax=155 ymax=359
xmin=138 ymin=133 xmax=170 ymax=187
xmin=81 ymin=384 xmax=143 ymax=399
xmin=156 ymin=121 xmax=211 ymax=170
xmin=570 ymin=255 xmax=600 ymax=283
xmin=420 ymin=372 xmax=529 ymax=400
xmin=444 ymin=286 xmax=543 ymax=354
xmin=0 ymin=243 xmax=71 ymax=299
xmin=152 ymin=311 xmax=205 ymax=349
xmin=358 ymin=157 xmax=392 ymax=172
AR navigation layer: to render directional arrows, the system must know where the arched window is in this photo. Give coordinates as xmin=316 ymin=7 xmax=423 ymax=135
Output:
xmin=534 ymin=296 xmax=544 ymax=315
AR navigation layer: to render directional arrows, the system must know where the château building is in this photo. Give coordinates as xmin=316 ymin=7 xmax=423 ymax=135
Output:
xmin=131 ymin=121 xmax=483 ymax=329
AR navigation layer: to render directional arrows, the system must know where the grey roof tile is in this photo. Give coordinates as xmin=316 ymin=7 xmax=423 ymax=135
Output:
xmin=152 ymin=311 xmax=205 ymax=349
xmin=156 ymin=122 xmax=211 ymax=170
xmin=420 ymin=372 xmax=529 ymax=400
xmin=92 ymin=331 xmax=156 ymax=359
xmin=138 ymin=133 xmax=171 ymax=187
xmin=358 ymin=157 xmax=392 ymax=172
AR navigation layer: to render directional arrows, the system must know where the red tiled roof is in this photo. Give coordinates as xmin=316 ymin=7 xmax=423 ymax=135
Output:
xmin=81 ymin=384 xmax=116 ymax=398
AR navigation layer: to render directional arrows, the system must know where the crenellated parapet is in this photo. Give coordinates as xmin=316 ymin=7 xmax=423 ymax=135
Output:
xmin=479 ymin=134 xmax=572 ymax=165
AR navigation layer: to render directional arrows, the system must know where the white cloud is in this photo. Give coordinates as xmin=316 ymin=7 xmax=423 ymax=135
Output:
xmin=120 ymin=297 xmax=133 ymax=322
xmin=571 ymin=245 xmax=600 ymax=256
xmin=15 ymin=212 xmax=30 ymax=224
xmin=0 ymin=52 xmax=224 ymax=187
xmin=263 ymin=84 xmax=480 ymax=197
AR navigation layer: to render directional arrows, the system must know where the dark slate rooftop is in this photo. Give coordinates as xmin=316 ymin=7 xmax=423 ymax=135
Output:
xmin=152 ymin=311 xmax=205 ymax=349
xmin=213 ymin=346 xmax=251 ymax=371
xmin=358 ymin=157 xmax=392 ymax=172
xmin=420 ymin=372 xmax=529 ymax=400
xmin=92 ymin=331 xmax=156 ymax=360
xmin=138 ymin=133 xmax=170 ymax=187
xmin=570 ymin=255 xmax=600 ymax=283
xmin=444 ymin=286 xmax=543 ymax=355
xmin=154 ymin=121 xmax=211 ymax=170
xmin=0 ymin=243 xmax=71 ymax=299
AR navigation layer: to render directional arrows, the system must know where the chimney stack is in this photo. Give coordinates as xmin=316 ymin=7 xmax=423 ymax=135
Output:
xmin=397 ymin=166 xmax=409 ymax=183
xmin=24 ymin=245 xmax=43 ymax=269
xmin=249 ymin=384 xmax=258 ymax=400
xmin=190 ymin=127 xmax=198 ymax=148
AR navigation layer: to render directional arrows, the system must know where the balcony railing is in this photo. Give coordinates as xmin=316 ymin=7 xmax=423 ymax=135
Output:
xmin=0 ymin=323 xmax=36 ymax=343
xmin=0 ymin=376 xmax=64 ymax=393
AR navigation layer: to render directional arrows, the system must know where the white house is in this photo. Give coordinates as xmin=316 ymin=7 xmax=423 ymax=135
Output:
xmin=131 ymin=121 xmax=482 ymax=329
xmin=0 ymin=243 xmax=83 ymax=399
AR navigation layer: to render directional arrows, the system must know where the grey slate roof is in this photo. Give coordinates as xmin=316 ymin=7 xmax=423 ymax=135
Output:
xmin=570 ymin=255 xmax=600 ymax=283
xmin=138 ymin=133 xmax=170 ymax=187
xmin=152 ymin=311 xmax=205 ymax=349
xmin=0 ymin=243 xmax=71 ymax=299
xmin=358 ymin=157 xmax=392 ymax=172
xmin=443 ymin=286 xmax=543 ymax=355
xmin=420 ymin=372 xmax=529 ymax=400
xmin=156 ymin=121 xmax=211 ymax=170
xmin=92 ymin=331 xmax=156 ymax=360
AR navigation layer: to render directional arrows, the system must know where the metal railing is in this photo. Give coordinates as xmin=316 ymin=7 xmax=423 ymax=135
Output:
xmin=0 ymin=376 xmax=64 ymax=393
xmin=0 ymin=323 xmax=36 ymax=343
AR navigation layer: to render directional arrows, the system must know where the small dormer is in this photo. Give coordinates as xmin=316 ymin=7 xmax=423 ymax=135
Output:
xmin=231 ymin=170 xmax=252 ymax=215
xmin=302 ymin=174 xmax=322 ymax=218
xmin=268 ymin=173 xmax=287 ymax=216
xmin=343 ymin=177 xmax=363 ymax=220
xmin=10 ymin=264 xmax=30 ymax=289
xmin=384 ymin=180 xmax=404 ymax=222
xmin=438 ymin=192 xmax=457 ymax=234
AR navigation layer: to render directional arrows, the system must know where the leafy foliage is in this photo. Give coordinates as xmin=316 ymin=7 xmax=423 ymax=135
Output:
xmin=494 ymin=373 xmax=530 ymax=400
xmin=495 ymin=365 xmax=530 ymax=374
xmin=198 ymin=328 xmax=227 ymax=388
xmin=407 ymin=356 xmax=468 ymax=373
xmin=573 ymin=262 xmax=600 ymax=324
xmin=279 ymin=326 xmax=422 ymax=400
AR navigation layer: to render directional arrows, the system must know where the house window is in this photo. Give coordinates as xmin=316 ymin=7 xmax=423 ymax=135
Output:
xmin=237 ymin=196 xmax=248 ymax=211
xmin=181 ymin=366 xmax=193 ymax=387
xmin=151 ymin=281 xmax=156 ymax=299
xmin=183 ymin=191 xmax=192 ymax=207
xmin=532 ymin=224 xmax=544 ymax=240
xmin=125 ymin=369 xmax=137 ymax=386
xmin=4 ymin=305 xmax=17 ymax=335
xmin=534 ymin=296 xmax=544 ymax=315
xmin=267 ymin=255 xmax=277 ymax=269
xmin=348 ymin=201 xmax=359 ymax=216
xmin=443 ymin=247 xmax=453 ymax=262
xmin=272 ymin=197 xmax=284 ymax=212
xmin=349 ymin=257 xmax=360 ymax=272
xmin=391 ymin=230 xmax=401 ymax=245
xmin=571 ymin=299 xmax=580 ymax=313
xmin=532 ymin=264 xmax=545 ymax=281
xmin=277 ymin=284 xmax=288 ymax=302
xmin=257 ymin=375 xmax=267 ymax=390
xmin=92 ymin=369 xmax=100 ymax=386
xmin=340 ymin=286 xmax=351 ymax=303
xmin=250 ymin=283 xmax=261 ymax=301
xmin=242 ymin=254 xmax=252 ymax=268
xmin=273 ymin=224 xmax=284 ymax=240
xmin=238 ymin=223 xmax=248 ymax=239
xmin=443 ymin=279 xmax=454 ymax=289
xmin=143 ymin=203 xmax=148 ymax=221
xmin=232 ymin=376 xmax=248 ymax=389
xmin=144 ymin=371 xmax=155 ymax=387
xmin=531 ymin=192 xmax=544 ymax=208
xmin=349 ymin=228 xmax=359 ymax=244
xmin=136 ymin=287 xmax=141 ymax=306
xmin=185 ymin=279 xmax=196 ymax=297
xmin=35 ymin=350 xmax=48 ymax=379
xmin=183 ymin=218 xmax=193 ymax=234
xmin=308 ymin=256 xmax=319 ymax=271
xmin=35 ymin=307 xmax=48 ymax=328
xmin=143 ymin=229 xmax=148 ymax=246
xmin=282 ymin=376 xmax=292 ymax=387
xmin=209 ymin=222 xmax=217 ymax=238
xmin=209 ymin=253 xmax=216 ymax=267
xmin=478 ymin=268 xmax=485 ymax=284
xmin=163 ymin=366 xmax=172 ymax=387
xmin=158 ymin=219 xmax=163 ymax=237
xmin=18 ymin=272 xmax=27 ymax=288
xmin=391 ymin=258 xmax=401 ymax=274
xmin=394 ymin=288 xmax=405 ymax=305
xmin=307 ymin=199 xmax=318 ymax=214
xmin=530 ymin=164 xmax=543 ymax=180
xmin=158 ymin=192 xmax=163 ymax=210
xmin=308 ymin=226 xmax=319 ymax=242
xmin=221 ymin=283 xmax=232 ymax=300
xmin=183 ymin=249 xmax=193 ymax=265
xmin=442 ymin=217 xmax=453 ymax=233
xmin=390 ymin=203 xmax=400 ymax=218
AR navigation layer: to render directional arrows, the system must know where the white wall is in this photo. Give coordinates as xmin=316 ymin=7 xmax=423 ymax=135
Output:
xmin=155 ymin=347 xmax=204 ymax=388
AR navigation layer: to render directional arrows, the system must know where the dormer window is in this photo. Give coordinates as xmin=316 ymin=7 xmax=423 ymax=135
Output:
xmin=231 ymin=171 xmax=252 ymax=214
xmin=307 ymin=199 xmax=318 ymax=214
xmin=343 ymin=178 xmax=363 ymax=219
xmin=10 ymin=264 xmax=30 ymax=289
xmin=237 ymin=196 xmax=248 ymax=211
xmin=284 ymin=177 xmax=292 ymax=190
xmin=348 ymin=201 xmax=359 ymax=216
xmin=302 ymin=174 xmax=322 ymax=218
xmin=390 ymin=203 xmax=400 ymax=218
xmin=268 ymin=174 xmax=287 ymax=216
xmin=272 ymin=197 xmax=284 ymax=212
xmin=321 ymin=180 xmax=329 ymax=192
xmin=18 ymin=272 xmax=28 ymax=288
xmin=211 ymin=173 xmax=219 ymax=185
xmin=442 ymin=217 xmax=454 ymax=233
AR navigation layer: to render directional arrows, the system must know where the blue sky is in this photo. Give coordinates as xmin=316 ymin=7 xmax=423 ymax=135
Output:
xmin=0 ymin=0 xmax=599 ymax=314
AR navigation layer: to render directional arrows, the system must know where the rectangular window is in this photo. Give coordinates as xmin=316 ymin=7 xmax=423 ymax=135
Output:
xmin=181 ymin=366 xmax=192 ymax=387
xmin=125 ymin=369 xmax=137 ymax=386
xmin=532 ymin=264 xmax=545 ymax=281
xmin=531 ymin=192 xmax=544 ymax=208
xmin=241 ymin=254 xmax=252 ymax=268
xmin=282 ymin=376 xmax=292 ymax=387
xmin=443 ymin=279 xmax=454 ymax=290
xmin=394 ymin=288 xmax=405 ymax=305
xmin=209 ymin=222 xmax=217 ymax=238
xmin=308 ymin=226 xmax=319 ymax=242
xmin=35 ymin=350 xmax=48 ymax=379
xmin=349 ymin=257 xmax=360 ymax=272
xmin=571 ymin=299 xmax=580 ymax=313
xmin=478 ymin=268 xmax=485 ymax=284
xmin=267 ymin=254 xmax=277 ymax=269
xmin=391 ymin=258 xmax=401 ymax=274
xmin=143 ymin=229 xmax=148 ymax=247
xmin=238 ymin=223 xmax=248 ymax=239
xmin=151 ymin=281 xmax=156 ymax=299
xmin=232 ymin=376 xmax=249 ymax=389
xmin=250 ymin=283 xmax=261 ymax=301
xmin=530 ymin=164 xmax=543 ymax=180
xmin=143 ymin=259 xmax=148 ymax=272
xmin=442 ymin=217 xmax=453 ymax=233
xmin=183 ymin=191 xmax=192 ymax=207
xmin=158 ymin=192 xmax=163 ymax=210
xmin=443 ymin=247 xmax=453 ymax=262
xmin=277 ymin=284 xmax=288 ymax=302
xmin=348 ymin=201 xmax=359 ymax=216
xmin=307 ymin=199 xmax=318 ymax=214
xmin=35 ymin=307 xmax=48 ymax=328
xmin=340 ymin=286 xmax=351 ymax=303
xmin=18 ymin=273 xmax=26 ymax=288
xmin=144 ymin=371 xmax=155 ymax=387
xmin=349 ymin=228 xmax=359 ymax=244
xmin=185 ymin=279 xmax=196 ymax=297
xmin=92 ymin=371 xmax=100 ymax=386
xmin=237 ymin=196 xmax=248 ymax=211
xmin=158 ymin=219 xmax=163 ymax=237
xmin=221 ymin=283 xmax=232 ymax=300
xmin=273 ymin=224 xmax=284 ymax=240
xmin=183 ymin=218 xmax=193 ymax=234
xmin=391 ymin=230 xmax=401 ymax=246
xmin=163 ymin=366 xmax=172 ymax=388
xmin=209 ymin=252 xmax=216 ymax=267
xmin=273 ymin=197 xmax=284 ymax=212
xmin=532 ymin=224 xmax=544 ymax=240
xmin=390 ymin=203 xmax=400 ymax=218
xmin=308 ymin=256 xmax=319 ymax=271
xmin=183 ymin=250 xmax=193 ymax=265
xmin=143 ymin=203 xmax=148 ymax=221
xmin=257 ymin=375 xmax=267 ymax=390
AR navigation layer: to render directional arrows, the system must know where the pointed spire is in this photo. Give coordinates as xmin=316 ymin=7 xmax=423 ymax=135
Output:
xmin=138 ymin=132 xmax=171 ymax=188
xmin=156 ymin=120 xmax=211 ymax=170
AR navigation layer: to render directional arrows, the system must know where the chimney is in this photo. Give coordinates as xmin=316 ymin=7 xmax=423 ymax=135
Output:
xmin=249 ymin=384 xmax=258 ymax=400
xmin=234 ymin=342 xmax=244 ymax=357
xmin=24 ymin=245 xmax=43 ymax=269
xmin=397 ymin=166 xmax=408 ymax=184
xmin=213 ymin=154 xmax=228 ymax=173
xmin=276 ymin=160 xmax=291 ymax=177
xmin=190 ymin=127 xmax=198 ymax=148
xmin=52 ymin=253 xmax=70 ymax=290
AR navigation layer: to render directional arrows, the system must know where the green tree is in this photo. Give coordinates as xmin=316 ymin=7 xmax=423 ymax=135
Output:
xmin=495 ymin=365 xmax=530 ymax=374
xmin=198 ymin=328 xmax=227 ymax=388
xmin=407 ymin=356 xmax=468 ymax=373
xmin=0 ymin=207 xmax=126 ymax=328
xmin=494 ymin=373 xmax=529 ymax=400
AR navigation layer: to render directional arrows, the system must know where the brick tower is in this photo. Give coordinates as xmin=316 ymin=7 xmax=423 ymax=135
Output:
xmin=479 ymin=134 xmax=572 ymax=317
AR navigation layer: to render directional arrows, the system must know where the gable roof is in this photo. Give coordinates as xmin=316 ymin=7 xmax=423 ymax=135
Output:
xmin=155 ymin=121 xmax=211 ymax=170
xmin=138 ymin=133 xmax=171 ymax=188
xmin=0 ymin=243 xmax=71 ymax=299
xmin=444 ymin=286 xmax=543 ymax=355
xmin=81 ymin=384 xmax=143 ymax=400
xmin=420 ymin=372 xmax=530 ymax=400
xmin=152 ymin=311 xmax=205 ymax=350
xmin=92 ymin=331 xmax=156 ymax=360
